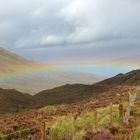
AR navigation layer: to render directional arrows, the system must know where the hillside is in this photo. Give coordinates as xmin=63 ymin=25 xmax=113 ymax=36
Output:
xmin=0 ymin=88 xmax=34 ymax=113
xmin=0 ymin=86 xmax=139 ymax=140
xmin=0 ymin=84 xmax=112 ymax=112
xmin=98 ymin=69 xmax=140 ymax=86
xmin=33 ymin=69 xmax=140 ymax=106
xmin=0 ymin=47 xmax=44 ymax=74
xmin=34 ymin=84 xmax=92 ymax=105
xmin=33 ymin=83 xmax=108 ymax=106
xmin=0 ymin=47 xmax=103 ymax=94
xmin=0 ymin=69 xmax=139 ymax=112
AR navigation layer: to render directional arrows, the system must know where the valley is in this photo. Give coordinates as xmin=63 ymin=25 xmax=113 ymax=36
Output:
xmin=0 ymin=48 xmax=103 ymax=94
xmin=0 ymin=48 xmax=140 ymax=140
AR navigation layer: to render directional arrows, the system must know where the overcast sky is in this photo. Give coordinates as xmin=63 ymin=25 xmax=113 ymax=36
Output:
xmin=0 ymin=0 xmax=140 ymax=71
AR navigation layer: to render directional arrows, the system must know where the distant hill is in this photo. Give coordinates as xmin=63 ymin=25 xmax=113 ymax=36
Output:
xmin=0 ymin=47 xmax=104 ymax=94
xmin=33 ymin=69 xmax=140 ymax=106
xmin=0 ymin=47 xmax=44 ymax=74
xmin=0 ymin=88 xmax=34 ymax=113
xmin=0 ymin=69 xmax=139 ymax=112
xmin=98 ymin=69 xmax=140 ymax=86
xmin=33 ymin=83 xmax=111 ymax=106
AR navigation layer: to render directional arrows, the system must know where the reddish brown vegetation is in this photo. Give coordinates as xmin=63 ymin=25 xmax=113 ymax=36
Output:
xmin=0 ymin=86 xmax=138 ymax=140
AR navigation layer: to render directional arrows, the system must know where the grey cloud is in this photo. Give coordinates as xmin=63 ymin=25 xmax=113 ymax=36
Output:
xmin=61 ymin=0 xmax=140 ymax=44
xmin=0 ymin=0 xmax=140 ymax=49
xmin=0 ymin=0 xmax=140 ymax=65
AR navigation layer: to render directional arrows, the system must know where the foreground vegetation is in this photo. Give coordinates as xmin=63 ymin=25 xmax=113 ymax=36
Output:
xmin=41 ymin=104 xmax=140 ymax=140
xmin=0 ymin=86 xmax=140 ymax=140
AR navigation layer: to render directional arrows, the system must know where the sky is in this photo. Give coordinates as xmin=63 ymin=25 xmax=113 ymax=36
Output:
xmin=0 ymin=0 xmax=140 ymax=76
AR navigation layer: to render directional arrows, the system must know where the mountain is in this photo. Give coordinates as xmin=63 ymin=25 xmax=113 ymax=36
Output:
xmin=0 ymin=88 xmax=34 ymax=113
xmin=0 ymin=47 xmax=104 ymax=94
xmin=33 ymin=69 xmax=140 ymax=106
xmin=0 ymin=69 xmax=139 ymax=112
xmin=33 ymin=84 xmax=110 ymax=106
xmin=0 ymin=70 xmax=104 ymax=95
xmin=0 ymin=47 xmax=45 ymax=74
xmin=98 ymin=69 xmax=140 ymax=86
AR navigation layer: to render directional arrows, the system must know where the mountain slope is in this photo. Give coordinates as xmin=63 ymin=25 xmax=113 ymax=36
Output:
xmin=0 ymin=47 xmax=44 ymax=74
xmin=33 ymin=83 xmax=112 ymax=106
xmin=33 ymin=69 xmax=140 ymax=106
xmin=98 ymin=69 xmax=140 ymax=86
xmin=0 ymin=88 xmax=34 ymax=113
xmin=0 ymin=47 xmax=104 ymax=94
xmin=0 ymin=69 xmax=139 ymax=112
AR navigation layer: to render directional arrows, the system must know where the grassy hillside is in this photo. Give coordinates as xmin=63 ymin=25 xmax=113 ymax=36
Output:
xmin=33 ymin=69 xmax=140 ymax=106
xmin=33 ymin=84 xmax=111 ymax=106
xmin=98 ymin=69 xmax=140 ymax=86
xmin=0 ymin=94 xmax=140 ymax=140
xmin=0 ymin=68 xmax=140 ymax=113
xmin=0 ymin=88 xmax=35 ymax=113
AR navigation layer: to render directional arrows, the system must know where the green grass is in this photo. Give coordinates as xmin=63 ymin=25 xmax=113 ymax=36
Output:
xmin=75 ymin=112 xmax=94 ymax=130
xmin=44 ymin=105 xmax=120 ymax=139
xmin=39 ymin=105 xmax=55 ymax=115
xmin=40 ymin=103 xmax=140 ymax=139
xmin=131 ymin=126 xmax=140 ymax=140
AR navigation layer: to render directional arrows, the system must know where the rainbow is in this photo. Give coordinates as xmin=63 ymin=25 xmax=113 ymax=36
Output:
xmin=0 ymin=65 xmax=65 ymax=81
xmin=0 ymin=63 xmax=139 ymax=81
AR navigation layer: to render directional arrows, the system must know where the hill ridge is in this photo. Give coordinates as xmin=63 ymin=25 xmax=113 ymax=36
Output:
xmin=0 ymin=68 xmax=140 ymax=113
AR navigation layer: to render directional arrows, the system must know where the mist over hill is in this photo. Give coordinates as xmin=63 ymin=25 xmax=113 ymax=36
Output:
xmin=0 ymin=47 xmax=104 ymax=94
xmin=0 ymin=47 xmax=44 ymax=74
